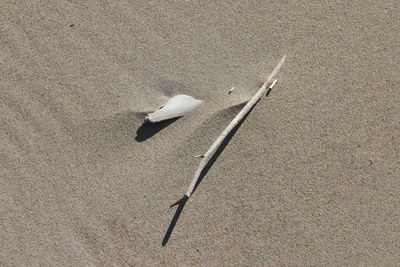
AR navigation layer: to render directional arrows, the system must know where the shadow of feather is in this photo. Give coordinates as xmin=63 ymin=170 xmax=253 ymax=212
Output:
xmin=135 ymin=117 xmax=181 ymax=142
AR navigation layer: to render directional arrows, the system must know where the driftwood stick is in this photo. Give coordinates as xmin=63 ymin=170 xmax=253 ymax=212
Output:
xmin=185 ymin=55 xmax=286 ymax=197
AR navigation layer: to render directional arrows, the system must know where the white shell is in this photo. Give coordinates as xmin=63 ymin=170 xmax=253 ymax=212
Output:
xmin=145 ymin=94 xmax=202 ymax=122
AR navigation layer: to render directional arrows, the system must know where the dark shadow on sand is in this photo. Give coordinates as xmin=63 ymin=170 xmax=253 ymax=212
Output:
xmin=135 ymin=117 xmax=180 ymax=142
xmin=161 ymin=195 xmax=189 ymax=246
xmin=162 ymin=88 xmax=273 ymax=246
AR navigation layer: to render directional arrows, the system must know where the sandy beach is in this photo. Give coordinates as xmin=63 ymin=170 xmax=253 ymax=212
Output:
xmin=1 ymin=0 xmax=399 ymax=265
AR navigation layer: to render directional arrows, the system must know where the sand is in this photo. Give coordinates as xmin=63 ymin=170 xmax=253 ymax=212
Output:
xmin=1 ymin=0 xmax=399 ymax=266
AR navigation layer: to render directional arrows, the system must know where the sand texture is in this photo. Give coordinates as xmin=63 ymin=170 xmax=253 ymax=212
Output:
xmin=1 ymin=0 xmax=399 ymax=266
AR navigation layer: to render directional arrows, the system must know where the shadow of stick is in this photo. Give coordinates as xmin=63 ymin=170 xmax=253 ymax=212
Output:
xmin=161 ymin=88 xmax=273 ymax=246
xmin=162 ymin=195 xmax=188 ymax=246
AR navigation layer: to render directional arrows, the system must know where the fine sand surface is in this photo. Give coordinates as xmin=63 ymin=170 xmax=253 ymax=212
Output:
xmin=1 ymin=1 xmax=399 ymax=266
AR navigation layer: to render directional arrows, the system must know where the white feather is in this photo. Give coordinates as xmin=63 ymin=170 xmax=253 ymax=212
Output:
xmin=145 ymin=94 xmax=202 ymax=122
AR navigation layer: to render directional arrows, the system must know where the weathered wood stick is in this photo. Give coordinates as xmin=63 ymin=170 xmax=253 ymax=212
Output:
xmin=185 ymin=55 xmax=286 ymax=197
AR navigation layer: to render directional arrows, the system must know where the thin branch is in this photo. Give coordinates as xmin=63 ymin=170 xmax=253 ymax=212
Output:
xmin=185 ymin=55 xmax=286 ymax=197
